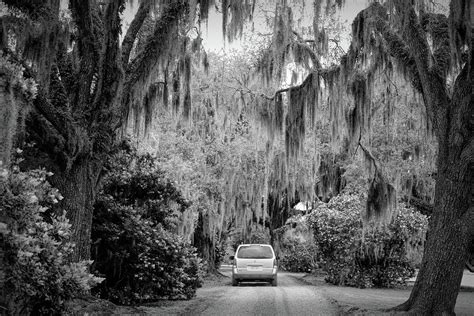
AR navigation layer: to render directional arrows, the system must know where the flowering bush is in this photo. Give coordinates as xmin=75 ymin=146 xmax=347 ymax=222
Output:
xmin=1 ymin=164 xmax=103 ymax=315
xmin=308 ymin=193 xmax=427 ymax=288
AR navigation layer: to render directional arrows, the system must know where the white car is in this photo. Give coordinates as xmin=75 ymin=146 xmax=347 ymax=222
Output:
xmin=230 ymin=244 xmax=278 ymax=286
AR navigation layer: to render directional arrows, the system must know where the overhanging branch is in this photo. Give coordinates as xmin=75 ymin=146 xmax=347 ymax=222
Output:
xmin=69 ymin=0 xmax=103 ymax=112
xmin=264 ymin=72 xmax=316 ymax=101
xmin=402 ymin=6 xmax=449 ymax=133
xmin=375 ymin=19 xmax=423 ymax=93
xmin=420 ymin=12 xmax=450 ymax=76
xmin=124 ymin=1 xmax=187 ymax=92
xmin=121 ymin=0 xmax=153 ymax=66
xmin=90 ymin=0 xmax=124 ymax=130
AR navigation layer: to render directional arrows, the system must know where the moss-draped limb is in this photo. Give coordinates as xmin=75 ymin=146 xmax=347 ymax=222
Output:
xmin=401 ymin=7 xmax=450 ymax=137
xmin=89 ymin=0 xmax=125 ymax=141
xmin=121 ymin=0 xmax=153 ymax=66
xmin=362 ymin=3 xmax=450 ymax=141
xmin=5 ymin=49 xmax=91 ymax=168
xmin=420 ymin=12 xmax=451 ymax=77
xmin=5 ymin=51 xmax=76 ymax=146
xmin=34 ymin=93 xmax=90 ymax=162
xmin=373 ymin=18 xmax=423 ymax=93
xmin=449 ymin=0 xmax=472 ymax=67
xmin=267 ymin=72 xmax=317 ymax=101
xmin=69 ymin=0 xmax=102 ymax=57
xmin=120 ymin=0 xmax=188 ymax=129
xmin=69 ymin=0 xmax=103 ymax=114
xmin=125 ymin=0 xmax=187 ymax=86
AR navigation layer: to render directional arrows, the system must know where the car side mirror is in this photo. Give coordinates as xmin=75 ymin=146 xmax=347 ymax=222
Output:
xmin=229 ymin=255 xmax=234 ymax=260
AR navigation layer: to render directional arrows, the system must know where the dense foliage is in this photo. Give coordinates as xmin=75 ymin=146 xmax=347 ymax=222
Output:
xmin=279 ymin=241 xmax=319 ymax=273
xmin=274 ymin=214 xmax=319 ymax=273
xmin=91 ymin=144 xmax=203 ymax=304
xmin=308 ymin=193 xmax=427 ymax=288
xmin=1 ymin=160 xmax=102 ymax=315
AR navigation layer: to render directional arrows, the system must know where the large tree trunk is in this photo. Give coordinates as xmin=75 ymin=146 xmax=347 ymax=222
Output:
xmin=51 ymin=158 xmax=102 ymax=261
xmin=396 ymin=164 xmax=473 ymax=315
xmin=394 ymin=75 xmax=474 ymax=313
xmin=194 ymin=212 xmax=217 ymax=273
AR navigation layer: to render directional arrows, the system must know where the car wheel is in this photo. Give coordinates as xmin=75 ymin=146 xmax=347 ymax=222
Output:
xmin=271 ymin=278 xmax=277 ymax=287
xmin=232 ymin=278 xmax=238 ymax=286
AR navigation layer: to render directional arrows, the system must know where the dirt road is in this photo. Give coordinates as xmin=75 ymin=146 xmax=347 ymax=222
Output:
xmin=156 ymin=270 xmax=338 ymax=316
xmin=106 ymin=268 xmax=474 ymax=315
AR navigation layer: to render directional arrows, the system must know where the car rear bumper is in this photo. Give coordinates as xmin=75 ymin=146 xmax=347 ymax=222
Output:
xmin=233 ymin=274 xmax=277 ymax=281
xmin=232 ymin=268 xmax=277 ymax=281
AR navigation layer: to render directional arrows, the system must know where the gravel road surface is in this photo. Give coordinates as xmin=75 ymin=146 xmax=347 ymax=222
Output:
xmin=174 ymin=270 xmax=338 ymax=316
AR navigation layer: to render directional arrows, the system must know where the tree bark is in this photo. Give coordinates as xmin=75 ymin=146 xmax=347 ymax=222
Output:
xmin=50 ymin=158 xmax=102 ymax=261
xmin=194 ymin=212 xmax=217 ymax=273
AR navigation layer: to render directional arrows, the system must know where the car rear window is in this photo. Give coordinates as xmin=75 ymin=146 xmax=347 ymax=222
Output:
xmin=237 ymin=245 xmax=273 ymax=259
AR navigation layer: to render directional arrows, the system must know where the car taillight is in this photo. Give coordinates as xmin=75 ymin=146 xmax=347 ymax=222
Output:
xmin=273 ymin=258 xmax=277 ymax=268
xmin=232 ymin=259 xmax=236 ymax=268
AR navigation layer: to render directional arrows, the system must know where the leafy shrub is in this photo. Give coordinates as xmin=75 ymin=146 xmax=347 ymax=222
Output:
xmin=214 ymin=240 xmax=227 ymax=268
xmin=308 ymin=193 xmax=427 ymax=288
xmin=91 ymin=144 xmax=202 ymax=304
xmin=275 ymin=215 xmax=319 ymax=272
xmin=279 ymin=241 xmax=319 ymax=272
xmin=101 ymin=143 xmax=189 ymax=229
xmin=1 ymin=164 xmax=103 ymax=315
xmin=92 ymin=197 xmax=203 ymax=304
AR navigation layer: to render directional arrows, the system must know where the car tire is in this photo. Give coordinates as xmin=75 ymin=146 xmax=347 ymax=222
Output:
xmin=271 ymin=278 xmax=277 ymax=287
xmin=232 ymin=278 xmax=238 ymax=286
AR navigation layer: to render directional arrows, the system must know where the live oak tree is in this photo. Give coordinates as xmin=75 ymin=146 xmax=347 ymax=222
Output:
xmin=253 ymin=1 xmax=473 ymax=314
xmin=367 ymin=2 xmax=473 ymax=314
xmin=0 ymin=0 xmax=254 ymax=261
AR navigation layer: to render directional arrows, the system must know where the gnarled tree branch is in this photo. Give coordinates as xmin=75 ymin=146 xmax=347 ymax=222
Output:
xmin=401 ymin=6 xmax=449 ymax=136
xmin=69 ymin=0 xmax=103 ymax=113
xmin=374 ymin=18 xmax=423 ymax=93
xmin=90 ymin=0 xmax=125 ymax=133
xmin=121 ymin=0 xmax=152 ymax=66
xmin=421 ymin=12 xmax=450 ymax=77
xmin=120 ymin=0 xmax=188 ymax=129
